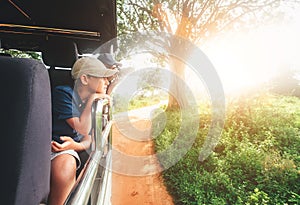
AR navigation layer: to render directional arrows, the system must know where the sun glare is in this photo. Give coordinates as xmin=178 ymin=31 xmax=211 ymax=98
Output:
xmin=118 ymin=8 xmax=300 ymax=99
xmin=195 ymin=9 xmax=300 ymax=96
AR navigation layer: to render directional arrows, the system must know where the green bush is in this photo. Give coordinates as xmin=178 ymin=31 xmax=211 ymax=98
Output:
xmin=112 ymin=90 xmax=168 ymax=113
xmin=153 ymin=93 xmax=300 ymax=204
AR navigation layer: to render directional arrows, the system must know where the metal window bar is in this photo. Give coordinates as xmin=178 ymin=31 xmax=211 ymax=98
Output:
xmin=65 ymin=98 xmax=112 ymax=205
xmin=0 ymin=24 xmax=101 ymax=40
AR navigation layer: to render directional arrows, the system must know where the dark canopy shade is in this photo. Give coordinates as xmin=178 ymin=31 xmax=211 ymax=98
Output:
xmin=0 ymin=0 xmax=117 ymax=53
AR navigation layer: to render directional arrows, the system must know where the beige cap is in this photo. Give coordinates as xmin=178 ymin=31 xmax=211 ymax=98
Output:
xmin=71 ymin=57 xmax=118 ymax=79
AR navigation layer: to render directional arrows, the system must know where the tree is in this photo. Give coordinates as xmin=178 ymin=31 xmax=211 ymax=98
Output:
xmin=269 ymin=63 xmax=300 ymax=97
xmin=137 ymin=67 xmax=163 ymax=96
xmin=117 ymin=0 xmax=298 ymax=109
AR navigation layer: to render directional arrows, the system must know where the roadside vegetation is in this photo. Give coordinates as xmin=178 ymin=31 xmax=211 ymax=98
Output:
xmin=0 ymin=48 xmax=41 ymax=59
xmin=152 ymin=92 xmax=300 ymax=205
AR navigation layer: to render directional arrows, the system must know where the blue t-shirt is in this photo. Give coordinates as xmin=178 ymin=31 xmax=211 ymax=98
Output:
xmin=52 ymin=85 xmax=85 ymax=143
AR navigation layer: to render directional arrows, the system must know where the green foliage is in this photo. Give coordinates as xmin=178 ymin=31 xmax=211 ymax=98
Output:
xmin=116 ymin=0 xmax=159 ymax=35
xmin=128 ymin=94 xmax=163 ymax=110
xmin=137 ymin=68 xmax=163 ymax=91
xmin=112 ymin=94 xmax=129 ymax=113
xmin=246 ymin=188 xmax=270 ymax=205
xmin=116 ymin=0 xmax=288 ymax=43
xmin=0 ymin=48 xmax=41 ymax=60
xmin=153 ymin=93 xmax=300 ymax=204
xmin=112 ymin=90 xmax=168 ymax=113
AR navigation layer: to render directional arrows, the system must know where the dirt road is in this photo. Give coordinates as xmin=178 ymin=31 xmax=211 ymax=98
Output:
xmin=111 ymin=107 xmax=174 ymax=205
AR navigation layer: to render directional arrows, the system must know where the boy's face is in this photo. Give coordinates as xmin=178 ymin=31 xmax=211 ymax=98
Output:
xmin=86 ymin=75 xmax=109 ymax=94
xmin=95 ymin=77 xmax=109 ymax=94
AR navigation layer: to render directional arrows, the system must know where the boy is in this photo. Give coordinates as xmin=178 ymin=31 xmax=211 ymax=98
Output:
xmin=48 ymin=57 xmax=117 ymax=205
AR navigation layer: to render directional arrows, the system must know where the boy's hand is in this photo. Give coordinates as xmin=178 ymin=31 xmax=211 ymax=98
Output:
xmin=51 ymin=136 xmax=74 ymax=152
xmin=92 ymin=93 xmax=111 ymax=104
xmin=51 ymin=136 xmax=90 ymax=152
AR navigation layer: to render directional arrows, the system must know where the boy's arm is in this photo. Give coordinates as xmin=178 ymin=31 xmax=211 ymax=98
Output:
xmin=66 ymin=93 xmax=110 ymax=136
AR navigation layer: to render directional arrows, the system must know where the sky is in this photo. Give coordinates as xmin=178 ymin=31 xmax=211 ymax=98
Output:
xmin=197 ymin=5 xmax=300 ymax=95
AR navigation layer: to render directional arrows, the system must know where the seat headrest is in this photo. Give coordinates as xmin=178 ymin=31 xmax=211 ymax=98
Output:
xmin=42 ymin=39 xmax=78 ymax=68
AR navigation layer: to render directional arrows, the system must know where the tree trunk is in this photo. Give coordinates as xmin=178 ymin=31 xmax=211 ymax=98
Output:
xmin=167 ymin=57 xmax=189 ymax=110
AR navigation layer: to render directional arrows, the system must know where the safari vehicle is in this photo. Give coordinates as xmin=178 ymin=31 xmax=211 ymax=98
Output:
xmin=0 ymin=0 xmax=117 ymax=204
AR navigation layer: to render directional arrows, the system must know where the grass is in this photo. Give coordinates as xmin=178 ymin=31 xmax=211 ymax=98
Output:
xmin=152 ymin=93 xmax=300 ymax=205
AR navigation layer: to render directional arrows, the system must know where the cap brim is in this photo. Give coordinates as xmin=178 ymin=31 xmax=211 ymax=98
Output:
xmin=101 ymin=69 xmax=118 ymax=77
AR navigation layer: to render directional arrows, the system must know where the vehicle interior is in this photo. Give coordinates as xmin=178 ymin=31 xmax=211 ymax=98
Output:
xmin=0 ymin=0 xmax=117 ymax=204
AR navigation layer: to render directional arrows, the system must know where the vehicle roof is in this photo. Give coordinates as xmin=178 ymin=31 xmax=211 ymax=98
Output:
xmin=0 ymin=0 xmax=117 ymax=54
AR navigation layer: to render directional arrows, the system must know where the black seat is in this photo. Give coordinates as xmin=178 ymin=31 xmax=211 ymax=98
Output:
xmin=0 ymin=56 xmax=51 ymax=204
xmin=42 ymin=38 xmax=78 ymax=88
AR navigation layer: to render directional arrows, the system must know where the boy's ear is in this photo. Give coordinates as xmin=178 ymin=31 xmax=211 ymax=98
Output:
xmin=79 ymin=74 xmax=89 ymax=86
